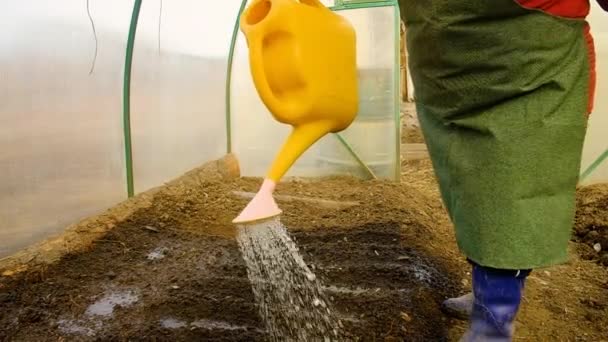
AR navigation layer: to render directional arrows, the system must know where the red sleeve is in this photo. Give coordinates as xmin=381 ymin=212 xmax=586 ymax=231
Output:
xmin=516 ymin=0 xmax=590 ymax=18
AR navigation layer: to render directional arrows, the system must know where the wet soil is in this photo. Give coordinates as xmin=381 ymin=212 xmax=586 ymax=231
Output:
xmin=293 ymin=222 xmax=459 ymax=340
xmin=0 ymin=173 xmax=463 ymax=341
xmin=1 ymin=157 xmax=607 ymax=341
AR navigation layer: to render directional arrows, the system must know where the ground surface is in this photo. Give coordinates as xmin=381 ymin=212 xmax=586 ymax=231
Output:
xmin=0 ymin=174 xmax=463 ymax=341
xmin=1 ymin=124 xmax=608 ymax=340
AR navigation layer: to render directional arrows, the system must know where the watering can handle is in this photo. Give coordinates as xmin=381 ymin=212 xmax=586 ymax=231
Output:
xmin=244 ymin=0 xmax=331 ymax=117
xmin=249 ymin=37 xmax=282 ymax=115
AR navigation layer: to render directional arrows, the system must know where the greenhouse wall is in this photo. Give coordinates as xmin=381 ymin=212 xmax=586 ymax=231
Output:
xmin=0 ymin=0 xmax=240 ymax=257
xmin=580 ymin=1 xmax=608 ymax=185
xmin=128 ymin=1 xmax=236 ymax=192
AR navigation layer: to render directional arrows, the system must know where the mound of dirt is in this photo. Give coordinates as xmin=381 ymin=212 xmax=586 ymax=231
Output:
xmin=0 ymin=166 xmax=463 ymax=341
xmin=574 ymin=184 xmax=608 ymax=266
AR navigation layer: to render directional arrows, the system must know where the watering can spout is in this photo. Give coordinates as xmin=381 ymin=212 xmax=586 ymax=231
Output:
xmin=232 ymin=122 xmax=332 ymax=224
xmin=267 ymin=121 xmax=334 ymax=182
xmin=233 ymin=0 xmax=358 ymax=224
xmin=233 ymin=179 xmax=281 ymax=224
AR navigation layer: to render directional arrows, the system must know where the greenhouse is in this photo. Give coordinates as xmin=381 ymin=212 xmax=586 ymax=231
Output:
xmin=1 ymin=0 xmax=607 ymax=340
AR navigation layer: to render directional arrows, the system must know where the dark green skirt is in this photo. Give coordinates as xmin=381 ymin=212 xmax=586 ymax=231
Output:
xmin=400 ymin=0 xmax=591 ymax=269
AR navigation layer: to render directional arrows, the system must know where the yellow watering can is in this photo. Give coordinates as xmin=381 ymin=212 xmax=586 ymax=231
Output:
xmin=233 ymin=0 xmax=358 ymax=224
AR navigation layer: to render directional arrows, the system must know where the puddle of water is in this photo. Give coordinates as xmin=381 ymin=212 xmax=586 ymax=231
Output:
xmin=159 ymin=317 xmax=256 ymax=332
xmin=322 ymin=285 xmax=372 ymax=295
xmin=191 ymin=319 xmax=249 ymax=331
xmin=147 ymin=247 xmax=169 ymax=261
xmin=85 ymin=290 xmax=139 ymax=317
xmin=57 ymin=288 xmax=140 ymax=337
xmin=160 ymin=317 xmax=188 ymax=329
xmin=57 ymin=319 xmax=99 ymax=336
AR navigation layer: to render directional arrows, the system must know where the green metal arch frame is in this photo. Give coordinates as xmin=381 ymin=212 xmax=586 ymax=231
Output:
xmin=224 ymin=0 xmax=401 ymax=180
xmin=123 ymin=0 xmax=142 ymax=197
xmin=581 ymin=147 xmax=608 ymax=182
xmin=225 ymin=0 xmax=249 ymax=154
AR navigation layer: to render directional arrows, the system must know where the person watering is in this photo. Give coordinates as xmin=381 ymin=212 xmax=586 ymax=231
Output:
xmin=235 ymin=0 xmax=605 ymax=339
xmin=399 ymin=0 xmax=605 ymax=340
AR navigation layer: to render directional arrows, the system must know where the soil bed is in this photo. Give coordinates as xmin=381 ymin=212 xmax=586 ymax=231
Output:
xmin=1 ymin=158 xmax=607 ymax=341
xmin=0 ymin=172 xmax=462 ymax=341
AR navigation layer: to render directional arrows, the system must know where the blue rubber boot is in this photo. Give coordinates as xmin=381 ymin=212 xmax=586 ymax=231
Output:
xmin=461 ymin=264 xmax=530 ymax=342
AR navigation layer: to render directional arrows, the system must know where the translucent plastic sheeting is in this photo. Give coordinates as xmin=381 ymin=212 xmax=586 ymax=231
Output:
xmin=0 ymin=1 xmax=128 ymax=257
xmin=130 ymin=0 xmax=239 ymax=192
xmin=230 ymin=5 xmax=400 ymax=180
xmin=580 ymin=2 xmax=608 ymax=185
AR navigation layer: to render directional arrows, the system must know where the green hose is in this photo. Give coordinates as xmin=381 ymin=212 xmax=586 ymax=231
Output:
xmin=225 ymin=0 xmax=249 ymax=153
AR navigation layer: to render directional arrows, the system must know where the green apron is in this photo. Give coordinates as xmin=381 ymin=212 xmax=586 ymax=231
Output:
xmin=399 ymin=0 xmax=591 ymax=269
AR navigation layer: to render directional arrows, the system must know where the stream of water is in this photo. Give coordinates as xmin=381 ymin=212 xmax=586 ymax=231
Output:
xmin=236 ymin=217 xmax=342 ymax=341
